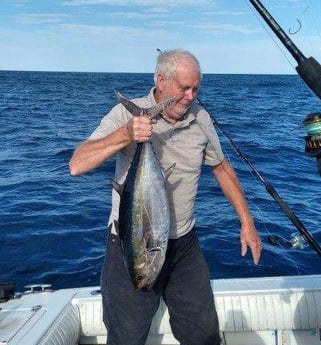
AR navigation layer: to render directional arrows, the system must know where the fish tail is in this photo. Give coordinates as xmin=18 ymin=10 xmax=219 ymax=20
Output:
xmin=116 ymin=91 xmax=176 ymax=119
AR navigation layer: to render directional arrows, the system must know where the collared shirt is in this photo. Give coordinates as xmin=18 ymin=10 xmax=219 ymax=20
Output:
xmin=89 ymin=88 xmax=225 ymax=239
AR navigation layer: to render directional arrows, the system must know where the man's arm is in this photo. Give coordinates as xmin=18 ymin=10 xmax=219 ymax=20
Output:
xmin=212 ymin=158 xmax=262 ymax=265
xmin=69 ymin=116 xmax=153 ymax=176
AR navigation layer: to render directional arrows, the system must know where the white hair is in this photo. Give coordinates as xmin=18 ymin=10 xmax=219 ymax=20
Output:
xmin=154 ymin=49 xmax=202 ymax=85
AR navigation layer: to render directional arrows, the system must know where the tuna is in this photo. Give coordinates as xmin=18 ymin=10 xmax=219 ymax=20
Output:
xmin=113 ymin=92 xmax=175 ymax=290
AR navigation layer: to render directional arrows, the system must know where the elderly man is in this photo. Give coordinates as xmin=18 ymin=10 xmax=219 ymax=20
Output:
xmin=69 ymin=49 xmax=262 ymax=345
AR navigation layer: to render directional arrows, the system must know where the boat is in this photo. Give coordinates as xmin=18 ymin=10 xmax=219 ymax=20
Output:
xmin=1 ymin=274 xmax=321 ymax=345
xmin=2 ymin=2 xmax=321 ymax=345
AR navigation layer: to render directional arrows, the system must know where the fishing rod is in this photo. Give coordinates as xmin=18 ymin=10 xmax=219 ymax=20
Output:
xmin=249 ymin=0 xmax=321 ymax=174
xmin=249 ymin=0 xmax=321 ymax=100
xmin=197 ymin=99 xmax=321 ymax=257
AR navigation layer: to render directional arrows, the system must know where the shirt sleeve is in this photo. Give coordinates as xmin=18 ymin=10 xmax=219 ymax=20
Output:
xmin=197 ymin=109 xmax=225 ymax=166
xmin=88 ymin=104 xmax=131 ymax=140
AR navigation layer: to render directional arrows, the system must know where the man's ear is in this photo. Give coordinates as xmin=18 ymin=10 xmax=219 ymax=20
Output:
xmin=156 ymin=74 xmax=166 ymax=92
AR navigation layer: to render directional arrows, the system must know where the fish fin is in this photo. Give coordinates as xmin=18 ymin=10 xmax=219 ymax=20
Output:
xmin=115 ymin=92 xmax=142 ymax=116
xmin=113 ymin=220 xmax=120 ymax=236
xmin=164 ymin=163 xmax=176 ymax=179
xmin=111 ymin=179 xmax=124 ymax=195
xmin=146 ymin=96 xmax=176 ymax=119
xmin=115 ymin=91 xmax=176 ymax=119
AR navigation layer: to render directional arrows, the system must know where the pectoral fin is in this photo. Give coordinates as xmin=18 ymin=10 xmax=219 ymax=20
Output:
xmin=111 ymin=179 xmax=124 ymax=195
xmin=113 ymin=220 xmax=120 ymax=236
xmin=164 ymin=163 xmax=176 ymax=179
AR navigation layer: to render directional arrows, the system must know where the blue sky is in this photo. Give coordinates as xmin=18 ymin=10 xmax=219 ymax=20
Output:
xmin=1 ymin=0 xmax=321 ymax=74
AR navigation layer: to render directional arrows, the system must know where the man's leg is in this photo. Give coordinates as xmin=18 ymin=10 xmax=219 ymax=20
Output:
xmin=163 ymin=230 xmax=221 ymax=345
xmin=101 ymin=232 xmax=161 ymax=345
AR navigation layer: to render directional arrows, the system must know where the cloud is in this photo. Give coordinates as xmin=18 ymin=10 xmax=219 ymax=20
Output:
xmin=62 ymin=0 xmax=211 ymax=6
xmin=16 ymin=13 xmax=72 ymax=25
xmin=3 ymin=0 xmax=319 ymax=73
xmin=55 ymin=23 xmax=170 ymax=40
xmin=193 ymin=22 xmax=258 ymax=36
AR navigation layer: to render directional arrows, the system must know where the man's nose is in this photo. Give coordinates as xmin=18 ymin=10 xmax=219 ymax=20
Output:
xmin=185 ymin=89 xmax=195 ymax=101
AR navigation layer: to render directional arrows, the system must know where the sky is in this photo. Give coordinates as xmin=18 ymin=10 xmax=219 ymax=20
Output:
xmin=1 ymin=0 xmax=321 ymax=74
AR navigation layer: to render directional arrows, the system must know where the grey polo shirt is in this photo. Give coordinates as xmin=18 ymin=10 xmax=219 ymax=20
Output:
xmin=89 ymin=88 xmax=225 ymax=239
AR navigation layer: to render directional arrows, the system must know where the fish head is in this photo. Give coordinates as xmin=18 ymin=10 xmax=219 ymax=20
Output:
xmin=134 ymin=247 xmax=165 ymax=290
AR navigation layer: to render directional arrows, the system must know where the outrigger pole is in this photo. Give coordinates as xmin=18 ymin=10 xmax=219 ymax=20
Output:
xmin=196 ymin=97 xmax=321 ymax=258
xmin=249 ymin=0 xmax=321 ymax=100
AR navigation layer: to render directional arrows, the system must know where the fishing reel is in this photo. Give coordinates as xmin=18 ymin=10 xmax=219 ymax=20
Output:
xmin=303 ymin=112 xmax=321 ymax=176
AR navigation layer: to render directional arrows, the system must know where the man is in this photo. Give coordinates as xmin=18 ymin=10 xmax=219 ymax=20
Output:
xmin=69 ymin=49 xmax=262 ymax=345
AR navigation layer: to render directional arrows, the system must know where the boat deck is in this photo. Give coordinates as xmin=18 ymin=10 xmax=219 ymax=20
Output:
xmin=1 ymin=275 xmax=321 ymax=345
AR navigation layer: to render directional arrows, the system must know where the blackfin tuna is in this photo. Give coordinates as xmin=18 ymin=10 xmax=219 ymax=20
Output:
xmin=113 ymin=92 xmax=175 ymax=290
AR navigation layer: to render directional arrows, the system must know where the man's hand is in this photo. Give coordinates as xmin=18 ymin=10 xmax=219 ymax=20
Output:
xmin=126 ymin=116 xmax=157 ymax=143
xmin=240 ymin=223 xmax=262 ymax=265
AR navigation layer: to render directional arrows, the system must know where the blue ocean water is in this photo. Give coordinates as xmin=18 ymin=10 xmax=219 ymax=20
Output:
xmin=1 ymin=71 xmax=321 ymax=291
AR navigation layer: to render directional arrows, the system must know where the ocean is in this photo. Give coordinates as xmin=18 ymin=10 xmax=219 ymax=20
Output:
xmin=1 ymin=71 xmax=321 ymax=292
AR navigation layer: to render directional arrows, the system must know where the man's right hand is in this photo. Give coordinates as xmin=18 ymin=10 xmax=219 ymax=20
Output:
xmin=126 ymin=116 xmax=156 ymax=143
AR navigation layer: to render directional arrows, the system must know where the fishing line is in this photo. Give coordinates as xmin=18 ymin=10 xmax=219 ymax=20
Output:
xmin=290 ymin=1 xmax=319 ymax=60
xmin=230 ymin=150 xmax=308 ymax=255
xmin=244 ymin=0 xmax=294 ymax=68
xmin=197 ymin=109 xmax=307 ymax=274
xmin=155 ymin=48 xmax=321 ymax=258
xmin=302 ymin=0 xmax=321 ymax=56
xmin=221 ymin=150 xmax=283 ymax=244
xmin=289 ymin=0 xmax=306 ymax=35
xmin=196 ymin=98 xmax=321 ymax=259
xmin=247 ymin=1 xmax=321 ymax=174
xmin=306 ymin=0 xmax=321 ymax=42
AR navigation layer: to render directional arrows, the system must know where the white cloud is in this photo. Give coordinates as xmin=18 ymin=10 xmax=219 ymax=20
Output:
xmin=193 ymin=22 xmax=259 ymax=36
xmin=54 ymin=23 xmax=175 ymax=43
xmin=2 ymin=0 xmax=320 ymax=73
xmin=16 ymin=13 xmax=72 ymax=25
xmin=62 ymin=0 xmax=211 ymax=6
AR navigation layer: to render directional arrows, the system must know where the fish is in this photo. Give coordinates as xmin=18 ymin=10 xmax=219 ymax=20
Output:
xmin=112 ymin=92 xmax=176 ymax=290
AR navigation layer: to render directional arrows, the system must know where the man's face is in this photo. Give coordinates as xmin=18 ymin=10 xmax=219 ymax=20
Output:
xmin=156 ymin=61 xmax=201 ymax=122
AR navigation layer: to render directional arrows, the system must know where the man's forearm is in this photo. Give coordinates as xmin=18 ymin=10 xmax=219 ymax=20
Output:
xmin=69 ymin=125 xmax=130 ymax=176
xmin=212 ymin=159 xmax=253 ymax=226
